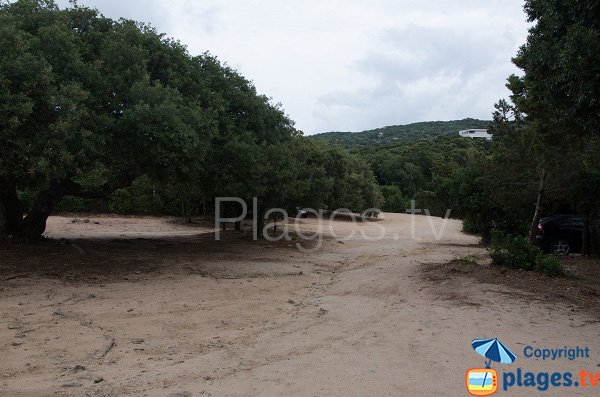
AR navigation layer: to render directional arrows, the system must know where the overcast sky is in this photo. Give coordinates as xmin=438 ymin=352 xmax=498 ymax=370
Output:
xmin=57 ymin=0 xmax=530 ymax=135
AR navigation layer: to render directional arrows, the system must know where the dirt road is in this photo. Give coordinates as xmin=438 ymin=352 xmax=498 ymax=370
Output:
xmin=0 ymin=213 xmax=598 ymax=396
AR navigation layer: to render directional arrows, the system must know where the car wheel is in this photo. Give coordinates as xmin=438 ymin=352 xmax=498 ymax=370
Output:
xmin=551 ymin=238 xmax=571 ymax=255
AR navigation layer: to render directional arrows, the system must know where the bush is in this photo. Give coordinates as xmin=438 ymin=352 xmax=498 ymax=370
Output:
xmin=108 ymin=176 xmax=158 ymax=214
xmin=55 ymin=196 xmax=108 ymax=213
xmin=534 ymin=254 xmax=565 ymax=277
xmin=462 ymin=215 xmax=489 ymax=235
xmin=488 ymin=231 xmax=538 ymax=270
xmin=380 ymin=185 xmax=410 ymax=213
xmin=488 ymin=231 xmax=564 ymax=276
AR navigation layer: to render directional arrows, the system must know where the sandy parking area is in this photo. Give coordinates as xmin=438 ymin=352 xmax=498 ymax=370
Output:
xmin=0 ymin=213 xmax=598 ymax=396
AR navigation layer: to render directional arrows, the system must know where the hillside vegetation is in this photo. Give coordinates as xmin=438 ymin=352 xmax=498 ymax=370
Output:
xmin=310 ymin=119 xmax=490 ymax=147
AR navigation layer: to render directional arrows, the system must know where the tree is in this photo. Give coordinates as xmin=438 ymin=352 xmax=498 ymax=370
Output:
xmin=1 ymin=0 xmax=381 ymax=241
xmin=509 ymin=0 xmax=600 ymax=254
xmin=0 ymin=1 xmax=206 ymax=238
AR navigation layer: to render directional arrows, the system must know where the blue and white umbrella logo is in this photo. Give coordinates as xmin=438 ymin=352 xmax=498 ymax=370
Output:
xmin=472 ymin=338 xmax=517 ymax=368
xmin=471 ymin=338 xmax=517 ymax=391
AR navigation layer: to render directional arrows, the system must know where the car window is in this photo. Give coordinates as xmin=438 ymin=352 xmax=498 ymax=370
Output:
xmin=560 ymin=218 xmax=573 ymax=227
xmin=570 ymin=217 xmax=583 ymax=228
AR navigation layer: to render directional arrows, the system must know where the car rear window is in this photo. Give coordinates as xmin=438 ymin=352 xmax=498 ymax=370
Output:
xmin=569 ymin=216 xmax=583 ymax=227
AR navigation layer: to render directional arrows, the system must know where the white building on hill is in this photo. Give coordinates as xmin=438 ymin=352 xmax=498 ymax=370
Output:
xmin=459 ymin=129 xmax=492 ymax=140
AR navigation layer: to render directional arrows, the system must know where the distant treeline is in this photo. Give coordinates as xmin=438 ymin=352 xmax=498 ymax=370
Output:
xmin=310 ymin=119 xmax=491 ymax=147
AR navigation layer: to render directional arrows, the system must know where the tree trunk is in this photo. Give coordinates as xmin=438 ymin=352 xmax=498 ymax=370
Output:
xmin=528 ymin=168 xmax=547 ymax=244
xmin=591 ymin=220 xmax=600 ymax=256
xmin=0 ymin=179 xmax=24 ymax=236
xmin=19 ymin=180 xmax=63 ymax=239
xmin=256 ymin=207 xmax=265 ymax=238
xmin=202 ymin=197 xmax=208 ymax=218
xmin=181 ymin=196 xmax=194 ymax=223
xmin=1 ymin=179 xmax=24 ymax=230
xmin=0 ymin=198 xmax=7 ymax=241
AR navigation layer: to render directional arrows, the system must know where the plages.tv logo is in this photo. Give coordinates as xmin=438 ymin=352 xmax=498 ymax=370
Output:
xmin=466 ymin=338 xmax=517 ymax=396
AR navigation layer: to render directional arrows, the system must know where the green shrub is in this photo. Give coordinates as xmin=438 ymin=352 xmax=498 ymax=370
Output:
xmin=534 ymin=254 xmax=565 ymax=277
xmin=462 ymin=215 xmax=487 ymax=235
xmin=488 ymin=231 xmax=564 ymax=276
xmin=488 ymin=231 xmax=538 ymax=270
xmin=108 ymin=176 xmax=157 ymax=214
xmin=55 ymin=196 xmax=108 ymax=213
xmin=380 ymin=185 xmax=410 ymax=213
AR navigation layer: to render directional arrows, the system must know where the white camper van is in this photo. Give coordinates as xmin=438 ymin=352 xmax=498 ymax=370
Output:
xmin=459 ymin=129 xmax=492 ymax=140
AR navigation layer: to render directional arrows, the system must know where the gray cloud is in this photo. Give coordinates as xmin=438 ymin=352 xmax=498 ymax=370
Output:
xmin=316 ymin=12 xmax=528 ymax=132
xmin=55 ymin=0 xmax=529 ymax=134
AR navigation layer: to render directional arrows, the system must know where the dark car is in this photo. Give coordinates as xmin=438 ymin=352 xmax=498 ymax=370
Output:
xmin=534 ymin=214 xmax=599 ymax=255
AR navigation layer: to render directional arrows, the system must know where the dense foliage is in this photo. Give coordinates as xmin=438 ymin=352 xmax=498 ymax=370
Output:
xmin=507 ymin=0 xmax=600 ymax=255
xmin=358 ymin=136 xmax=491 ymax=219
xmin=310 ymin=119 xmax=490 ymax=148
xmin=0 ymin=0 xmax=381 ymax=239
xmin=2 ymin=0 xmax=598 ymax=260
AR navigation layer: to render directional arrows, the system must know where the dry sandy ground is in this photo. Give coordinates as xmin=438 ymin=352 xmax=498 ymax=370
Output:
xmin=0 ymin=213 xmax=599 ymax=396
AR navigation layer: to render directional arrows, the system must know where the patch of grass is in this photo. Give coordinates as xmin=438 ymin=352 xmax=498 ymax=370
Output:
xmin=448 ymin=255 xmax=478 ymax=273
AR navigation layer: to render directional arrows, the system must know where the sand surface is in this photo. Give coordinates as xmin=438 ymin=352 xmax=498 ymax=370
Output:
xmin=0 ymin=213 xmax=598 ymax=396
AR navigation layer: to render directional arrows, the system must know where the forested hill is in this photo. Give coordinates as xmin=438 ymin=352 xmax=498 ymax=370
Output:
xmin=310 ymin=118 xmax=491 ymax=147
